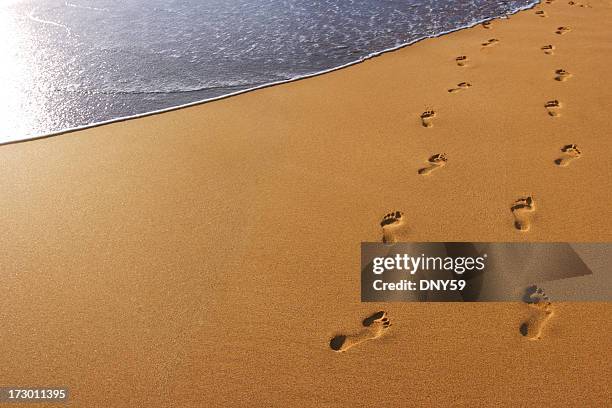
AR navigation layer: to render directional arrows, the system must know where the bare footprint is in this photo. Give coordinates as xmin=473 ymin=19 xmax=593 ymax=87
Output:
xmin=481 ymin=21 xmax=491 ymax=29
xmin=520 ymin=286 xmax=554 ymax=340
xmin=448 ymin=82 xmax=472 ymax=93
xmin=556 ymin=26 xmax=571 ymax=34
xmin=330 ymin=311 xmax=391 ymax=352
xmin=420 ymin=109 xmax=436 ymax=128
xmin=418 ymin=153 xmax=447 ymax=175
xmin=545 ymin=99 xmax=562 ymax=116
xmin=481 ymin=38 xmax=500 ymax=47
xmin=535 ymin=10 xmax=548 ymax=17
xmin=569 ymin=1 xmax=592 ymax=7
xmin=541 ymin=44 xmax=555 ymax=55
xmin=554 ymin=69 xmax=572 ymax=81
xmin=554 ymin=144 xmax=582 ymax=166
xmin=511 ymin=196 xmax=536 ymax=232
xmin=380 ymin=211 xmax=404 ymax=243
xmin=455 ymin=55 xmax=468 ymax=67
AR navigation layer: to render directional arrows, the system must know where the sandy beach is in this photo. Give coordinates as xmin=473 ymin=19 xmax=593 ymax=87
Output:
xmin=1 ymin=0 xmax=611 ymax=406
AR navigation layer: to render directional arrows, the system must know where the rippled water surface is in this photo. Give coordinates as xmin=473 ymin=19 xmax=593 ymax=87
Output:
xmin=0 ymin=0 xmax=537 ymax=142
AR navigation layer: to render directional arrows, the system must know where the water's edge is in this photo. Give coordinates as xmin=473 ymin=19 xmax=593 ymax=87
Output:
xmin=2 ymin=1 xmax=538 ymax=146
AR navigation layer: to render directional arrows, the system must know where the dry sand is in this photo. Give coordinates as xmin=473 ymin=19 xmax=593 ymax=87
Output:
xmin=1 ymin=0 xmax=611 ymax=406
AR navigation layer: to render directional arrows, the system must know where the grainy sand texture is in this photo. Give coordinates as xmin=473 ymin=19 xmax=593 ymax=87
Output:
xmin=0 ymin=0 xmax=611 ymax=406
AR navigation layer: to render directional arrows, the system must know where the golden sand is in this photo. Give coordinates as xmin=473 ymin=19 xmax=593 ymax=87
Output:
xmin=0 ymin=0 xmax=610 ymax=406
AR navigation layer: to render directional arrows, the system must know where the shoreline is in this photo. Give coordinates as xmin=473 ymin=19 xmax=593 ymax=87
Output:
xmin=3 ymin=2 xmax=539 ymax=146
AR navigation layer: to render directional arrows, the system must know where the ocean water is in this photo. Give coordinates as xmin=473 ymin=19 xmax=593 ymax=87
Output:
xmin=0 ymin=0 xmax=538 ymax=142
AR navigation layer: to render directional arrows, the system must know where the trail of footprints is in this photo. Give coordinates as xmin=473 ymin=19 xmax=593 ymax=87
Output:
xmin=331 ymin=221 xmax=558 ymax=352
xmin=418 ymin=2 xmax=581 ymax=189
xmin=332 ymin=1 xmax=586 ymax=352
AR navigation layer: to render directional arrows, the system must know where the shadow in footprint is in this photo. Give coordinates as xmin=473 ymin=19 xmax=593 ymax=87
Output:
xmin=541 ymin=44 xmax=555 ymax=55
xmin=556 ymin=26 xmax=571 ymax=35
xmin=555 ymin=69 xmax=572 ymax=81
xmin=481 ymin=38 xmax=499 ymax=47
xmin=554 ymin=144 xmax=582 ymax=166
xmin=520 ymin=286 xmax=554 ymax=340
xmin=545 ymin=99 xmax=561 ymax=116
xmin=362 ymin=311 xmax=386 ymax=326
xmin=511 ymin=197 xmax=536 ymax=232
xmin=329 ymin=335 xmax=347 ymax=351
xmin=448 ymin=82 xmax=472 ymax=93
xmin=380 ymin=211 xmax=405 ymax=243
xmin=418 ymin=153 xmax=447 ymax=175
xmin=569 ymin=1 xmax=592 ymax=7
xmin=420 ymin=109 xmax=436 ymax=128
xmin=330 ymin=311 xmax=391 ymax=352
xmin=455 ymin=55 xmax=468 ymax=67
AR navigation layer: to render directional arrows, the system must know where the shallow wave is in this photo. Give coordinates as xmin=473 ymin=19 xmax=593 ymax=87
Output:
xmin=64 ymin=2 xmax=108 ymax=12
xmin=3 ymin=0 xmax=540 ymax=142
xmin=27 ymin=7 xmax=72 ymax=33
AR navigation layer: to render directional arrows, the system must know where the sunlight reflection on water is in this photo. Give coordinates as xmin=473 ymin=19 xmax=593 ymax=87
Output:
xmin=0 ymin=0 xmax=537 ymax=143
xmin=0 ymin=3 xmax=38 ymax=142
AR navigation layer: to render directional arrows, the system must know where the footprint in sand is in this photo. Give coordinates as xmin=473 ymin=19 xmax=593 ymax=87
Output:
xmin=554 ymin=69 xmax=572 ymax=81
xmin=380 ymin=211 xmax=404 ymax=243
xmin=535 ymin=10 xmax=548 ymax=17
xmin=448 ymin=82 xmax=472 ymax=93
xmin=455 ymin=55 xmax=469 ymax=67
xmin=511 ymin=196 xmax=536 ymax=232
xmin=520 ymin=286 xmax=554 ymax=340
xmin=555 ymin=144 xmax=582 ymax=166
xmin=545 ymin=99 xmax=562 ymax=116
xmin=481 ymin=21 xmax=492 ymax=29
xmin=568 ymin=1 xmax=592 ymax=7
xmin=541 ymin=44 xmax=555 ymax=55
xmin=330 ymin=311 xmax=391 ymax=352
xmin=418 ymin=154 xmax=448 ymax=175
xmin=481 ymin=38 xmax=500 ymax=47
xmin=556 ymin=26 xmax=571 ymax=34
xmin=420 ymin=109 xmax=436 ymax=128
